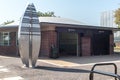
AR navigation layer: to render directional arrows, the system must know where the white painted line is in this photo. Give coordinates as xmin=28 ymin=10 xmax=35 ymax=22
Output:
xmin=38 ymin=59 xmax=120 ymax=67
xmin=2 ymin=76 xmax=23 ymax=80
xmin=0 ymin=66 xmax=3 ymax=68
xmin=38 ymin=60 xmax=80 ymax=67
xmin=0 ymin=68 xmax=9 ymax=72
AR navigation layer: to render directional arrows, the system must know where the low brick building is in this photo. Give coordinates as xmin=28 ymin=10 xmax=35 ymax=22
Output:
xmin=0 ymin=17 xmax=118 ymax=57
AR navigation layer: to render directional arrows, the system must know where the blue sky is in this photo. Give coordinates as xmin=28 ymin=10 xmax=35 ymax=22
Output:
xmin=0 ymin=0 xmax=120 ymax=25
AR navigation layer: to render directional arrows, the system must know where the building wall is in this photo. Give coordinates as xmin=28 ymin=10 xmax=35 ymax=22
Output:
xmin=109 ymin=34 xmax=114 ymax=54
xmin=0 ymin=32 xmax=17 ymax=56
xmin=81 ymin=36 xmax=91 ymax=56
xmin=0 ymin=24 xmax=114 ymax=57
xmin=40 ymin=30 xmax=57 ymax=57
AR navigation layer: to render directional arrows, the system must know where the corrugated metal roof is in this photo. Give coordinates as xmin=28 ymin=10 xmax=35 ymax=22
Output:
xmin=0 ymin=20 xmax=19 ymax=28
xmin=0 ymin=17 xmax=119 ymax=31
xmin=39 ymin=17 xmax=85 ymax=25
xmin=0 ymin=17 xmax=85 ymax=27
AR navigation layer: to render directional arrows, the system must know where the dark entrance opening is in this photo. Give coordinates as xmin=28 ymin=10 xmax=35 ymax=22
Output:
xmin=92 ymin=32 xmax=109 ymax=55
xmin=58 ymin=32 xmax=77 ymax=56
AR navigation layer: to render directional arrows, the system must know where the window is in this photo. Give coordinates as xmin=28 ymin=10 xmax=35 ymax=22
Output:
xmin=0 ymin=32 xmax=10 ymax=46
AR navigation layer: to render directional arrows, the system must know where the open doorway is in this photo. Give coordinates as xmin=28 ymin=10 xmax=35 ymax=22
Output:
xmin=58 ymin=32 xmax=78 ymax=56
xmin=92 ymin=33 xmax=109 ymax=55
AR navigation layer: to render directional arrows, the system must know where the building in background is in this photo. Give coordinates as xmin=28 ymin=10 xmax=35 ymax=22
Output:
xmin=100 ymin=10 xmax=120 ymax=44
xmin=0 ymin=17 xmax=116 ymax=57
xmin=100 ymin=11 xmax=117 ymax=28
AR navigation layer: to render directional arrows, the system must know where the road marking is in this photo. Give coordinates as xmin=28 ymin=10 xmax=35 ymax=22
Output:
xmin=38 ymin=60 xmax=80 ymax=67
xmin=0 ymin=68 xmax=9 ymax=73
xmin=0 ymin=66 xmax=9 ymax=73
xmin=0 ymin=65 xmax=23 ymax=80
xmin=0 ymin=66 xmax=3 ymax=68
xmin=0 ymin=76 xmax=23 ymax=80
xmin=38 ymin=59 xmax=120 ymax=67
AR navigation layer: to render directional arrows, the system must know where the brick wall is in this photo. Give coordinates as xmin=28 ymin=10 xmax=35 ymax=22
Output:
xmin=40 ymin=30 xmax=57 ymax=57
xmin=109 ymin=34 xmax=114 ymax=54
xmin=0 ymin=32 xmax=17 ymax=56
xmin=81 ymin=36 xmax=91 ymax=56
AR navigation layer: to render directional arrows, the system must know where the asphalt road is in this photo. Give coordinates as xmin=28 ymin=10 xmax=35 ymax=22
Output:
xmin=0 ymin=54 xmax=120 ymax=80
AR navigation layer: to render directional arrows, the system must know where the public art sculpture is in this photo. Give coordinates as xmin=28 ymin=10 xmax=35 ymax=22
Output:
xmin=18 ymin=3 xmax=41 ymax=68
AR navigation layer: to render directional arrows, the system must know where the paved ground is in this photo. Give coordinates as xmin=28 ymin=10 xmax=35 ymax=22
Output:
xmin=0 ymin=54 xmax=120 ymax=80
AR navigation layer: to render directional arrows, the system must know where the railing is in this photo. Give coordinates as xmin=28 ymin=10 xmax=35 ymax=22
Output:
xmin=89 ymin=63 xmax=120 ymax=80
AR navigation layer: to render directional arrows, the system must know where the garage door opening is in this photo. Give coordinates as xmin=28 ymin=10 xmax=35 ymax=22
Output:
xmin=58 ymin=32 xmax=78 ymax=56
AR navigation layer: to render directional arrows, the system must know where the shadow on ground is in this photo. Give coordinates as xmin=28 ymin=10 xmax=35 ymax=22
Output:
xmin=35 ymin=66 xmax=91 ymax=73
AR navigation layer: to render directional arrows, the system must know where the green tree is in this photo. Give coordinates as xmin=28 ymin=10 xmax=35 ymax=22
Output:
xmin=2 ymin=20 xmax=14 ymax=25
xmin=114 ymin=8 xmax=120 ymax=28
xmin=37 ymin=11 xmax=56 ymax=17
